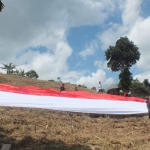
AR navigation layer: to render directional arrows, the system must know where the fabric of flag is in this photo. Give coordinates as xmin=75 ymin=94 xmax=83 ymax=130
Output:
xmin=0 ymin=84 xmax=147 ymax=114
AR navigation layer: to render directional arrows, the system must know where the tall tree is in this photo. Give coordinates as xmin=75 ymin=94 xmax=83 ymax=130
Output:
xmin=0 ymin=0 xmax=4 ymax=12
xmin=119 ymin=68 xmax=133 ymax=91
xmin=0 ymin=63 xmax=16 ymax=74
xmin=105 ymin=37 xmax=140 ymax=91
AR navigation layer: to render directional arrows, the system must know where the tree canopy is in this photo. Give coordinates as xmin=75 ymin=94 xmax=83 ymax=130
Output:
xmin=26 ymin=70 xmax=39 ymax=79
xmin=143 ymin=79 xmax=150 ymax=87
xmin=105 ymin=37 xmax=141 ymax=91
xmin=130 ymin=79 xmax=150 ymax=98
xmin=0 ymin=0 xmax=4 ymax=12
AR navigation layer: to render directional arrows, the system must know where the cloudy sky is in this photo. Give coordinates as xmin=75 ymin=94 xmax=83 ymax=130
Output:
xmin=0 ymin=0 xmax=150 ymax=89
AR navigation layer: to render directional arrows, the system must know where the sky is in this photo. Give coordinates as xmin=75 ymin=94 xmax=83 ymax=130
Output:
xmin=0 ymin=0 xmax=150 ymax=90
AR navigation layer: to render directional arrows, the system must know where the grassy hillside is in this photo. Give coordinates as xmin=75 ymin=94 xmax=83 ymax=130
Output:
xmin=0 ymin=73 xmax=150 ymax=150
xmin=0 ymin=73 xmax=96 ymax=92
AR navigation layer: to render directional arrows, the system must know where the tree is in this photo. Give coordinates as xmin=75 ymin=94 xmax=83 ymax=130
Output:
xmin=130 ymin=80 xmax=149 ymax=98
xmin=0 ymin=63 xmax=16 ymax=74
xmin=57 ymin=77 xmax=61 ymax=82
xmin=0 ymin=0 xmax=4 ymax=12
xmin=26 ymin=70 xmax=39 ymax=79
xmin=118 ymin=68 xmax=132 ymax=91
xmin=143 ymin=79 xmax=150 ymax=87
xmin=105 ymin=37 xmax=141 ymax=91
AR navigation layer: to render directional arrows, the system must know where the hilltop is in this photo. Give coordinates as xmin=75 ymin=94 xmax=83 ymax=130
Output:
xmin=0 ymin=73 xmax=150 ymax=150
xmin=0 ymin=73 xmax=96 ymax=92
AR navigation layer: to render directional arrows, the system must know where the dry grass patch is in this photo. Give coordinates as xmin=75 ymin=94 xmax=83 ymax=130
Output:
xmin=0 ymin=73 xmax=150 ymax=149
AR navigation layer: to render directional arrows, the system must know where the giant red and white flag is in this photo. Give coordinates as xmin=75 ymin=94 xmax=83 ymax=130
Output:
xmin=0 ymin=84 xmax=147 ymax=114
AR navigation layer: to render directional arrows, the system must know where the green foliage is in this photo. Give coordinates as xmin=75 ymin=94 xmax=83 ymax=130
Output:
xmin=143 ymin=79 xmax=150 ymax=87
xmin=105 ymin=37 xmax=140 ymax=72
xmin=130 ymin=80 xmax=150 ymax=98
xmin=13 ymin=69 xmax=26 ymax=77
xmin=0 ymin=63 xmax=16 ymax=74
xmin=118 ymin=68 xmax=132 ymax=91
xmin=13 ymin=69 xmax=20 ymax=76
xmin=0 ymin=0 xmax=4 ymax=12
xmin=19 ymin=69 xmax=26 ymax=77
xmin=105 ymin=37 xmax=140 ymax=91
xmin=26 ymin=70 xmax=39 ymax=79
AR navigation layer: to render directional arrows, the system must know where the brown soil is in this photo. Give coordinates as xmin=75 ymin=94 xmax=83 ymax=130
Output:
xmin=0 ymin=73 xmax=150 ymax=150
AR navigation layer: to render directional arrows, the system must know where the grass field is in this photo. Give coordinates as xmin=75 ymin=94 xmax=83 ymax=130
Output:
xmin=0 ymin=73 xmax=150 ymax=150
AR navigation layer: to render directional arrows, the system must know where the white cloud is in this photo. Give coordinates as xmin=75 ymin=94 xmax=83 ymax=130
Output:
xmin=134 ymin=72 xmax=150 ymax=82
xmin=94 ymin=60 xmax=108 ymax=70
xmin=0 ymin=0 xmax=116 ymax=75
xmin=13 ymin=41 xmax=72 ymax=80
xmin=79 ymin=40 xmax=98 ymax=59
xmin=76 ymin=69 xmax=114 ymax=89
xmin=97 ymin=0 xmax=150 ymax=80
xmin=122 ymin=0 xmax=142 ymax=26
xmin=128 ymin=17 xmax=150 ymax=71
xmin=0 ymin=0 xmax=149 ymax=90
xmin=98 ymin=23 xmax=128 ymax=50
xmin=98 ymin=0 xmax=143 ymax=50
xmin=0 ymin=0 xmax=112 ymax=90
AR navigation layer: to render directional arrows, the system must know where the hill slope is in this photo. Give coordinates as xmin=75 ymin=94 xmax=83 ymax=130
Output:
xmin=0 ymin=73 xmax=150 ymax=150
xmin=0 ymin=73 xmax=96 ymax=92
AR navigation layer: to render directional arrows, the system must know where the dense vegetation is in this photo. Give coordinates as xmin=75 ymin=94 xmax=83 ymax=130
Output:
xmin=130 ymin=78 xmax=150 ymax=98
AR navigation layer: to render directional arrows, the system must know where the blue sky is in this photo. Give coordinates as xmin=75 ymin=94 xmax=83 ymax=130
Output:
xmin=0 ymin=0 xmax=150 ymax=90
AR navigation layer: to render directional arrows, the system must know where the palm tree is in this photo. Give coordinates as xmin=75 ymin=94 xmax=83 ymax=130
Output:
xmin=0 ymin=0 xmax=4 ymax=12
xmin=0 ymin=63 xmax=16 ymax=74
xmin=26 ymin=70 xmax=39 ymax=79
